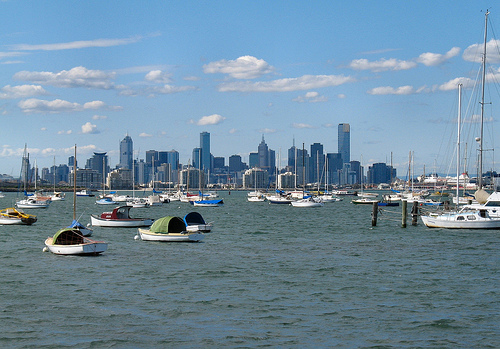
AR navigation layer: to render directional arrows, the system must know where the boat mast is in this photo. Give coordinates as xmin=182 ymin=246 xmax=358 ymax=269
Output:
xmin=478 ymin=10 xmax=489 ymax=190
xmin=73 ymin=144 xmax=77 ymax=221
xmin=457 ymin=83 xmax=462 ymax=209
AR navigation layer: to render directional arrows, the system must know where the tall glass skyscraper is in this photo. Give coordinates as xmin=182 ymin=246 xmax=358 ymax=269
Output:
xmin=200 ymin=131 xmax=211 ymax=172
xmin=338 ymin=123 xmax=350 ymax=164
xmin=119 ymin=134 xmax=133 ymax=169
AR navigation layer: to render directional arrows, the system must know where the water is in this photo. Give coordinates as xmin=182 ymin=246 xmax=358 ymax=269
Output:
xmin=0 ymin=191 xmax=498 ymax=348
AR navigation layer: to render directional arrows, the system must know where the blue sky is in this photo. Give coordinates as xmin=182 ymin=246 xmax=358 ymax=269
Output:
xmin=0 ymin=1 xmax=498 ymax=177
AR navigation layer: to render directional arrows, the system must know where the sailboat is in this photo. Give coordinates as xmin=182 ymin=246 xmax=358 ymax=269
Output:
xmin=44 ymin=145 xmax=106 ymax=255
xmin=50 ymin=157 xmax=65 ymax=201
xmin=421 ymin=13 xmax=500 ymax=229
xmin=16 ymin=154 xmax=51 ymax=209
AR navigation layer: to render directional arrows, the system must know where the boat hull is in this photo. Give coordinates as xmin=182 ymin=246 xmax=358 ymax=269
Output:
xmin=138 ymin=228 xmax=204 ymax=242
xmin=44 ymin=237 xmax=107 ymax=255
xmin=421 ymin=212 xmax=500 ymax=229
xmin=90 ymin=215 xmax=153 ymax=227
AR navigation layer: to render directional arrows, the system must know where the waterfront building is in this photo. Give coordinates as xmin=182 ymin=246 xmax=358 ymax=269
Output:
xmin=310 ymin=143 xmax=324 ymax=185
xmin=277 ymin=171 xmax=296 ymax=189
xmin=367 ymin=163 xmax=396 ymax=185
xmin=86 ymin=152 xmax=108 ymax=187
xmin=242 ymin=168 xmax=269 ymax=189
xmin=249 ymin=152 xmax=258 ymax=168
xmin=229 ymin=155 xmax=244 ymax=172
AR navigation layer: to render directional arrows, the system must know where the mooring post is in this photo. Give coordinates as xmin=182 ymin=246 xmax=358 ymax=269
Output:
xmin=411 ymin=201 xmax=418 ymax=226
xmin=402 ymin=200 xmax=407 ymax=228
xmin=371 ymin=201 xmax=378 ymax=226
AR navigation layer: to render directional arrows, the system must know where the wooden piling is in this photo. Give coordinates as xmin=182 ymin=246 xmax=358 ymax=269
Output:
xmin=371 ymin=201 xmax=378 ymax=226
xmin=402 ymin=200 xmax=407 ymax=228
xmin=411 ymin=201 xmax=418 ymax=226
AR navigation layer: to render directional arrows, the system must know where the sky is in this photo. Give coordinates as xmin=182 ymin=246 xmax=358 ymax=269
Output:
xmin=1 ymin=1 xmax=499 ymax=178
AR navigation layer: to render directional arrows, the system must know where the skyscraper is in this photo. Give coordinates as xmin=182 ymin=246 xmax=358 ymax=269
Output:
xmin=338 ymin=123 xmax=350 ymax=165
xmin=200 ymin=131 xmax=211 ymax=172
xmin=119 ymin=134 xmax=133 ymax=169
xmin=258 ymin=135 xmax=269 ymax=170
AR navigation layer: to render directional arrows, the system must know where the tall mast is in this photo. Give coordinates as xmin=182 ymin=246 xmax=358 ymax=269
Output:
xmin=457 ymin=84 xmax=462 ymax=209
xmin=479 ymin=10 xmax=489 ymax=189
xmin=73 ymin=144 xmax=77 ymax=221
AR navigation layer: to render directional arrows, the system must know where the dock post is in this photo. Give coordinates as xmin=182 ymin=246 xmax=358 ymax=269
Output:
xmin=411 ymin=201 xmax=419 ymax=226
xmin=402 ymin=200 xmax=407 ymax=228
xmin=371 ymin=201 xmax=378 ymax=226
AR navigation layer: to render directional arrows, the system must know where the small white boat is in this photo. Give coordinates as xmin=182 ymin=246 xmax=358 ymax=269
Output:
xmin=267 ymin=195 xmax=293 ymax=204
xmin=16 ymin=198 xmax=50 ymax=209
xmin=421 ymin=208 xmax=500 ymax=229
xmin=44 ymin=228 xmax=107 ymax=255
xmin=352 ymin=198 xmax=379 ymax=205
xmin=183 ymin=212 xmax=213 ymax=233
xmin=50 ymin=192 xmax=65 ymax=201
xmin=76 ymin=189 xmax=94 ymax=197
xmin=291 ymin=197 xmax=324 ymax=207
xmin=248 ymin=195 xmax=266 ymax=202
xmin=126 ymin=197 xmax=150 ymax=208
xmin=90 ymin=205 xmax=153 ymax=227
xmin=137 ymin=216 xmax=204 ymax=242
xmin=0 ymin=207 xmax=37 ymax=225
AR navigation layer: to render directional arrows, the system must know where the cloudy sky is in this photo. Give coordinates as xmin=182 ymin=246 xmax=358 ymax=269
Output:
xmin=0 ymin=1 xmax=498 ymax=177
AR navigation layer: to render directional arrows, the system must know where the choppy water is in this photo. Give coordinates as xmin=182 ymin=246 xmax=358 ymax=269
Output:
xmin=0 ymin=191 xmax=498 ymax=348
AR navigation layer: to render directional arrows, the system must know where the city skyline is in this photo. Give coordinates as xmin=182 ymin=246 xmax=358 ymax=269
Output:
xmin=0 ymin=1 xmax=499 ymax=178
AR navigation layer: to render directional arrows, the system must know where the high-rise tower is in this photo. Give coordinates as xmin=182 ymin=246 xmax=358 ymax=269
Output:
xmin=338 ymin=123 xmax=350 ymax=164
xmin=119 ymin=134 xmax=133 ymax=169
xmin=200 ymin=131 xmax=211 ymax=172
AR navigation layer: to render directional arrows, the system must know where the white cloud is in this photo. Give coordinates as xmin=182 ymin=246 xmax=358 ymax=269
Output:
xmin=292 ymin=123 xmax=314 ymax=129
xmin=259 ymin=128 xmax=276 ymax=134
xmin=81 ymin=122 xmax=99 ymax=134
xmin=463 ymin=39 xmax=500 ymax=63
xmin=229 ymin=128 xmax=237 ymax=134
xmin=0 ymin=84 xmax=49 ymax=99
xmin=196 ymin=114 xmax=226 ymax=126
xmin=292 ymin=91 xmax=328 ymax=103
xmin=337 ymin=94 xmax=346 ymax=99
xmin=416 ymin=47 xmax=460 ymax=66
xmin=92 ymin=114 xmax=107 ymax=120
xmin=203 ymin=56 xmax=274 ymax=79
xmin=139 ymin=132 xmax=153 ymax=137
xmin=367 ymin=85 xmax=416 ymax=95
xmin=145 ymin=70 xmax=172 ymax=83
xmin=58 ymin=130 xmax=73 ymax=135
xmin=219 ymin=74 xmax=354 ymax=92
xmin=18 ymin=98 xmax=115 ymax=113
xmin=438 ymin=77 xmax=476 ymax=91
xmin=10 ymin=36 xmax=145 ymax=51
xmin=349 ymin=58 xmax=417 ymax=72
xmin=14 ymin=66 xmax=116 ymax=89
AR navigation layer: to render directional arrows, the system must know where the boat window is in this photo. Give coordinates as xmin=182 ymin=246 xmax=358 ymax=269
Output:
xmin=457 ymin=216 xmax=465 ymax=221
xmin=467 ymin=215 xmax=476 ymax=220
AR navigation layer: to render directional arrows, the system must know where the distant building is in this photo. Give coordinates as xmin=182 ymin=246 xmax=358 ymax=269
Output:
xmin=338 ymin=123 xmax=350 ymax=165
xmin=243 ymin=168 xmax=269 ymax=189
xmin=119 ymin=134 xmax=133 ymax=169
xmin=367 ymin=163 xmax=396 ymax=184
xmin=277 ymin=171 xmax=296 ymax=189
xmin=229 ymin=155 xmax=244 ymax=172
xmin=249 ymin=152 xmax=258 ymax=168
xmin=200 ymin=131 xmax=211 ymax=172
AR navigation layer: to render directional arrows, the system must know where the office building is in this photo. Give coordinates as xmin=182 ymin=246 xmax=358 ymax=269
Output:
xmin=119 ymin=134 xmax=133 ymax=169
xmin=338 ymin=123 xmax=350 ymax=165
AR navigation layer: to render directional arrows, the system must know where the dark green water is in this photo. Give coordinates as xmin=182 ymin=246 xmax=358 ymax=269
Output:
xmin=0 ymin=191 xmax=498 ymax=348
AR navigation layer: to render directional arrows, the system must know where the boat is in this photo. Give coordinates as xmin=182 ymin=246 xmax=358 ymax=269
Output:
xmin=126 ymin=197 xmax=150 ymax=208
xmin=0 ymin=191 xmax=4 ymax=198
xmin=44 ymin=145 xmax=106 ymax=255
xmin=0 ymin=207 xmax=37 ymax=225
xmin=16 ymin=197 xmax=50 ymax=209
xmin=421 ymin=14 xmax=500 ymax=229
xmin=68 ymin=145 xmax=93 ymax=237
xmin=44 ymin=227 xmax=107 ymax=255
xmin=95 ymin=197 xmax=118 ymax=205
xmin=137 ymin=216 xmax=204 ymax=242
xmin=183 ymin=211 xmax=213 ymax=232
xmin=76 ymin=189 xmax=94 ymax=197
xmin=191 ymin=199 xmax=224 ymax=207
xmin=248 ymin=194 xmax=266 ymax=202
xmin=50 ymin=192 xmax=65 ymax=201
xmin=90 ymin=205 xmax=153 ymax=227
xmin=267 ymin=190 xmax=293 ymax=204
xmin=291 ymin=196 xmax=324 ymax=207
xmin=421 ymin=208 xmax=500 ymax=229
xmin=352 ymin=197 xmax=379 ymax=205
